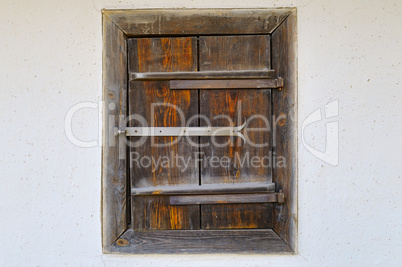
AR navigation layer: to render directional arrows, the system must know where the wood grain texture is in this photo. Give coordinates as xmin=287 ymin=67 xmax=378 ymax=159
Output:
xmin=103 ymin=9 xmax=292 ymax=36
xmin=199 ymin=35 xmax=273 ymax=229
xmin=110 ymin=229 xmax=293 ymax=254
xmin=102 ymin=15 xmax=128 ymax=250
xmin=128 ymin=37 xmax=200 ymax=230
xmin=132 ymin=196 xmax=199 ymax=230
xmin=271 ymin=10 xmax=298 ymax=251
xmin=170 ymin=79 xmax=282 ymax=89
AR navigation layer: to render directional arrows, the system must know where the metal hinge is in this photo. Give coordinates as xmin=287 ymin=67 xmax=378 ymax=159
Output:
xmin=115 ymin=121 xmax=247 ymax=140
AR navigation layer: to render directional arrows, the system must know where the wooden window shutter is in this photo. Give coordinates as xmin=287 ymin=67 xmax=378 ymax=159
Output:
xmin=102 ymin=9 xmax=297 ymax=254
xmin=127 ymin=35 xmax=279 ymax=230
xmin=128 ymin=37 xmax=200 ymax=230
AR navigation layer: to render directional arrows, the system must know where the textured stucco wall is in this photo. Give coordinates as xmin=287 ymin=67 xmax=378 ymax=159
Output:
xmin=1 ymin=0 xmax=401 ymax=266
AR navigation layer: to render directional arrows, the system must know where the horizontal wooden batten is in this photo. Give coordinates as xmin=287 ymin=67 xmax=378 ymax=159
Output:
xmin=130 ymin=70 xmax=275 ymax=81
xmin=170 ymin=78 xmax=283 ymax=89
xmin=170 ymin=192 xmax=284 ymax=205
xmin=131 ymin=182 xmax=276 ymax=196
xmin=110 ymin=229 xmax=293 ymax=254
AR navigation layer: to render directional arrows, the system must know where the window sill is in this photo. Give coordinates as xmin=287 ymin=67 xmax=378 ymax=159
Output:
xmin=106 ymin=229 xmax=293 ymax=254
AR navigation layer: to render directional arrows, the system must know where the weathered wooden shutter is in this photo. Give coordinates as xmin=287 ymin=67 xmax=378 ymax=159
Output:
xmin=128 ymin=37 xmax=200 ymax=230
xmin=128 ymin=35 xmax=280 ymax=231
xmin=198 ymin=35 xmax=273 ymax=229
xmin=103 ymin=8 xmax=297 ymax=254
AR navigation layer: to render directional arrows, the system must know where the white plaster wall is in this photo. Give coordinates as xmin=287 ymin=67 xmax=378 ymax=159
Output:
xmin=1 ymin=0 xmax=401 ymax=265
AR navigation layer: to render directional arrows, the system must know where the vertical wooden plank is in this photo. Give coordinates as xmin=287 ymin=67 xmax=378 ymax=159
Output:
xmin=128 ymin=37 xmax=200 ymax=230
xmin=102 ymin=14 xmax=127 ymax=250
xmin=271 ymin=11 xmax=298 ymax=251
xmin=199 ymin=35 xmax=273 ymax=229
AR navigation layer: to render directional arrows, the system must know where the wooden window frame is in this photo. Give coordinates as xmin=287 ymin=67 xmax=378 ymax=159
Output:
xmin=102 ymin=8 xmax=297 ymax=254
